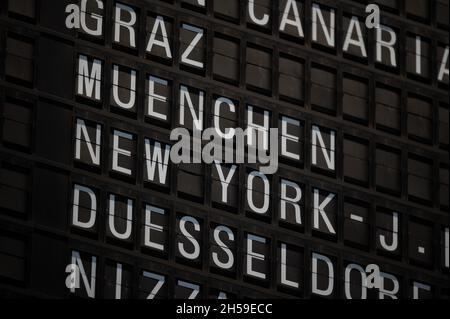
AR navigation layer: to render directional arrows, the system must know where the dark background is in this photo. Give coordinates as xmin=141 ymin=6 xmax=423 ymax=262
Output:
xmin=0 ymin=0 xmax=448 ymax=299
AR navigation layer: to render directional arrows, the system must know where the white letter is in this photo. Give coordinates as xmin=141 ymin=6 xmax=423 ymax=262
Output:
xmin=144 ymin=205 xmax=165 ymax=251
xmin=115 ymin=263 xmax=122 ymax=299
xmin=415 ymin=36 xmax=422 ymax=75
xmin=80 ymin=0 xmax=103 ymax=37
xmin=212 ymin=226 xmax=235 ymax=270
xmin=312 ymin=3 xmax=335 ymax=47
xmin=343 ymin=16 xmax=367 ymax=58
xmin=247 ymin=171 xmax=270 ymax=215
xmin=178 ymin=216 xmax=201 ymax=260
xmin=214 ymin=162 xmax=237 ymax=204
xmin=344 ymin=264 xmax=367 ymax=299
xmin=71 ymin=251 xmax=96 ymax=298
xmin=112 ymin=130 xmax=133 ymax=176
xmin=378 ymin=272 xmax=399 ymax=299
xmin=114 ymin=3 xmax=137 ymax=47
xmin=248 ymin=0 xmax=269 ymax=26
xmin=247 ymin=106 xmax=269 ymax=150
xmin=143 ymin=271 xmax=165 ymax=299
xmin=312 ymin=252 xmax=334 ymax=296
xmin=146 ymin=16 xmax=172 ymax=59
xmin=280 ymin=179 xmax=302 ymax=225
xmin=112 ymin=65 xmax=136 ymax=109
xmin=279 ymin=0 xmax=304 ymax=38
xmin=413 ymin=282 xmax=431 ymax=299
xmin=72 ymin=184 xmax=97 ymax=229
xmin=313 ymin=189 xmax=336 ymax=234
xmin=75 ymin=119 xmax=101 ymax=165
xmin=181 ymin=24 xmax=204 ymax=69
xmin=108 ymin=194 xmax=133 ymax=240
xmin=147 ymin=76 xmax=168 ymax=121
xmin=444 ymin=227 xmax=449 ymax=268
xmin=438 ymin=46 xmax=449 ymax=82
xmin=281 ymin=117 xmax=300 ymax=160
xmin=312 ymin=125 xmax=335 ymax=171
xmin=246 ymin=234 xmax=266 ymax=280
xmin=379 ymin=212 xmax=398 ymax=252
xmin=280 ymin=243 xmax=299 ymax=288
xmin=376 ymin=25 xmax=397 ymax=67
xmin=144 ymin=139 xmax=170 ymax=184
xmin=178 ymin=280 xmax=200 ymax=299
xmin=214 ymin=97 xmax=236 ymax=139
xmin=179 ymin=85 xmax=204 ymax=131
xmin=77 ymin=55 xmax=102 ymax=100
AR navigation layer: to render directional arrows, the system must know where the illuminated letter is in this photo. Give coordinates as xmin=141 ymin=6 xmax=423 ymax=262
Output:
xmin=376 ymin=25 xmax=397 ymax=67
xmin=313 ymin=189 xmax=336 ymax=234
xmin=143 ymin=271 xmax=165 ymax=299
xmin=147 ymin=76 xmax=168 ymax=121
xmin=379 ymin=212 xmax=399 ymax=252
xmin=71 ymin=251 xmax=96 ymax=298
xmin=75 ymin=119 xmax=101 ymax=165
xmin=214 ymin=162 xmax=237 ymax=204
xmin=178 ymin=216 xmax=201 ymax=260
xmin=144 ymin=139 xmax=170 ymax=184
xmin=248 ymin=0 xmax=269 ymax=26
xmin=181 ymin=24 xmax=204 ymax=69
xmin=281 ymin=117 xmax=300 ymax=160
xmin=77 ymin=55 xmax=102 ymax=100
xmin=312 ymin=3 xmax=335 ymax=47
xmin=112 ymin=130 xmax=133 ymax=176
xmin=246 ymin=234 xmax=266 ymax=280
xmin=280 ymin=243 xmax=299 ymax=288
xmin=413 ymin=282 xmax=431 ymax=299
xmin=144 ymin=205 xmax=166 ymax=252
xmin=72 ymin=184 xmax=97 ymax=229
xmin=280 ymin=179 xmax=302 ymax=225
xmin=247 ymin=171 xmax=270 ymax=215
xmin=378 ymin=272 xmax=399 ymax=299
xmin=212 ymin=226 xmax=235 ymax=270
xmin=438 ymin=46 xmax=449 ymax=82
xmin=114 ymin=3 xmax=137 ymax=47
xmin=415 ymin=36 xmax=422 ymax=75
xmin=312 ymin=125 xmax=335 ymax=171
xmin=214 ymin=97 xmax=236 ymax=139
xmin=146 ymin=16 xmax=172 ymax=59
xmin=279 ymin=0 xmax=304 ymax=38
xmin=247 ymin=106 xmax=269 ymax=150
xmin=343 ymin=16 xmax=367 ymax=58
xmin=80 ymin=0 xmax=103 ymax=37
xmin=108 ymin=194 xmax=133 ymax=240
xmin=312 ymin=253 xmax=334 ymax=296
xmin=179 ymin=85 xmax=204 ymax=131
xmin=344 ymin=264 xmax=367 ymax=299
xmin=112 ymin=65 xmax=136 ymax=109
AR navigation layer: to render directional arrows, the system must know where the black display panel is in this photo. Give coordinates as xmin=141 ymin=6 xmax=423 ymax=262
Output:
xmin=0 ymin=0 xmax=448 ymax=300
